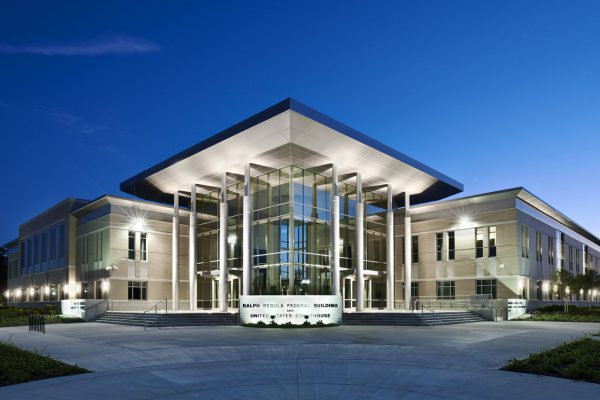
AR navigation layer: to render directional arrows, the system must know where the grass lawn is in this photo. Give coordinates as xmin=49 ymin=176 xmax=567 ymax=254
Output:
xmin=0 ymin=342 xmax=88 ymax=386
xmin=502 ymin=337 xmax=600 ymax=384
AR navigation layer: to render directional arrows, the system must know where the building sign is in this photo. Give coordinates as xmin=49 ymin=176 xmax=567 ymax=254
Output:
xmin=507 ymin=298 xmax=528 ymax=320
xmin=61 ymin=299 xmax=86 ymax=319
xmin=239 ymin=295 xmax=342 ymax=326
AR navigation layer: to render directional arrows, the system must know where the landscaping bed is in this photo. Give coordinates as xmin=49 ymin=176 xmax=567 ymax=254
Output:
xmin=502 ymin=337 xmax=600 ymax=384
xmin=0 ymin=341 xmax=88 ymax=386
xmin=0 ymin=305 xmax=81 ymax=327
xmin=523 ymin=305 xmax=600 ymax=322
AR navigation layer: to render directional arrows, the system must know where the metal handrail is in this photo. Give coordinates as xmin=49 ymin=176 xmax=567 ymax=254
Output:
xmin=143 ymin=298 xmax=168 ymax=331
xmin=411 ymin=297 xmax=436 ymax=326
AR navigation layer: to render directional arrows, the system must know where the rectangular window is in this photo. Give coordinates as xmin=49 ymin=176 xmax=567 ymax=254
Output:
xmin=140 ymin=233 xmax=148 ymax=261
xmin=475 ymin=227 xmax=484 ymax=258
xmin=448 ymin=231 xmax=455 ymax=260
xmin=488 ymin=226 xmax=497 ymax=257
xmin=548 ymin=236 xmax=555 ymax=265
xmin=128 ymin=231 xmax=135 ymax=260
xmin=128 ymin=281 xmax=147 ymax=300
xmin=560 ymin=233 xmax=565 ymax=268
xmin=412 ymin=235 xmax=419 ymax=263
xmin=50 ymin=227 xmax=57 ymax=260
xmin=41 ymin=231 xmax=48 ymax=263
xmin=58 ymin=223 xmax=65 ymax=259
xmin=575 ymin=248 xmax=580 ymax=273
xmin=436 ymin=281 xmax=455 ymax=300
xmin=436 ymin=233 xmax=443 ymax=261
xmin=28 ymin=238 xmax=33 ymax=268
xmin=476 ymin=279 xmax=497 ymax=299
xmin=34 ymin=235 xmax=40 ymax=265
xmin=521 ymin=225 xmax=529 ymax=259
xmin=535 ymin=231 xmax=542 ymax=262
xmin=96 ymin=232 xmax=103 ymax=261
xmin=411 ymin=282 xmax=419 ymax=298
xmin=568 ymin=245 xmax=573 ymax=270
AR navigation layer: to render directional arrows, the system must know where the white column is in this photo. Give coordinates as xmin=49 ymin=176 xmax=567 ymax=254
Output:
xmin=189 ymin=184 xmax=197 ymax=311
xmin=404 ymin=191 xmax=412 ymax=310
xmin=355 ymin=173 xmax=364 ymax=311
xmin=386 ymin=185 xmax=394 ymax=311
xmin=242 ymin=164 xmax=252 ymax=296
xmin=331 ymin=165 xmax=340 ymax=296
xmin=219 ymin=173 xmax=228 ymax=312
xmin=171 ymin=191 xmax=180 ymax=311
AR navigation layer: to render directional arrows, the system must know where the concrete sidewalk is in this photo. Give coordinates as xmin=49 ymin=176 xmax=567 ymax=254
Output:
xmin=1 ymin=321 xmax=599 ymax=399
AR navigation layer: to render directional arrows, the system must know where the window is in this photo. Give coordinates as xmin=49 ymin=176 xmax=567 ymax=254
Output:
xmin=34 ymin=235 xmax=40 ymax=265
xmin=488 ymin=226 xmax=497 ymax=257
xmin=128 ymin=231 xmax=135 ymax=260
xmin=535 ymin=231 xmax=542 ymax=262
xmin=58 ymin=223 xmax=65 ymax=259
xmin=448 ymin=231 xmax=455 ymax=260
xmin=140 ymin=233 xmax=148 ymax=261
xmin=412 ymin=235 xmax=419 ymax=263
xmin=436 ymin=281 xmax=455 ymax=300
xmin=548 ymin=236 xmax=555 ymax=265
xmin=521 ymin=225 xmax=529 ymax=258
xmin=82 ymin=282 xmax=89 ymax=299
xmin=475 ymin=227 xmax=484 ymax=258
xmin=128 ymin=281 xmax=147 ymax=300
xmin=559 ymin=233 xmax=565 ymax=268
xmin=50 ymin=227 xmax=57 ymax=260
xmin=49 ymin=284 xmax=57 ymax=301
xmin=568 ymin=245 xmax=573 ymax=270
xmin=436 ymin=233 xmax=443 ymax=261
xmin=576 ymin=248 xmax=580 ymax=273
xmin=476 ymin=279 xmax=497 ymax=299
xmin=411 ymin=282 xmax=419 ymax=298
xmin=41 ymin=231 xmax=48 ymax=263
xmin=96 ymin=232 xmax=103 ymax=262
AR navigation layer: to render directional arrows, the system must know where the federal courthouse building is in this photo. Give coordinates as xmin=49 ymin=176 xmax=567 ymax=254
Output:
xmin=4 ymin=99 xmax=600 ymax=313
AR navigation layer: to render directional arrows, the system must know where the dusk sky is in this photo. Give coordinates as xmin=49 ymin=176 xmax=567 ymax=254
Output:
xmin=1 ymin=1 xmax=599 ymax=244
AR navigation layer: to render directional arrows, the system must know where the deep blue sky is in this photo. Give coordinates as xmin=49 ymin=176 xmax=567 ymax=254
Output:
xmin=1 ymin=1 xmax=599 ymax=244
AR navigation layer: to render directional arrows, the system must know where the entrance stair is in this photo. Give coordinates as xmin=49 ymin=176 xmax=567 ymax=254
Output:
xmin=96 ymin=312 xmax=238 ymax=328
xmin=342 ymin=311 xmax=486 ymax=326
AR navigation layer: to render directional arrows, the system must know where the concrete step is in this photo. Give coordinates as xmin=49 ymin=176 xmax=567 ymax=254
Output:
xmin=96 ymin=312 xmax=238 ymax=327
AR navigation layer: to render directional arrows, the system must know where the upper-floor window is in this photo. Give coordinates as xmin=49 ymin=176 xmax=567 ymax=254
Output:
xmin=128 ymin=231 xmax=135 ymax=260
xmin=535 ymin=231 xmax=542 ymax=262
xmin=568 ymin=245 xmax=573 ymax=270
xmin=58 ymin=223 xmax=65 ymax=259
xmin=575 ymin=248 xmax=580 ymax=273
xmin=412 ymin=235 xmax=419 ymax=263
xmin=140 ymin=233 xmax=148 ymax=261
xmin=96 ymin=232 xmax=103 ymax=262
xmin=436 ymin=233 xmax=443 ymax=261
xmin=559 ymin=233 xmax=565 ymax=268
xmin=448 ymin=231 xmax=455 ymax=260
xmin=521 ymin=225 xmax=529 ymax=259
xmin=41 ymin=231 xmax=48 ymax=263
xmin=548 ymin=236 xmax=555 ymax=265
xmin=50 ymin=227 xmax=57 ymax=260
xmin=488 ymin=226 xmax=497 ymax=257
xmin=475 ymin=228 xmax=484 ymax=258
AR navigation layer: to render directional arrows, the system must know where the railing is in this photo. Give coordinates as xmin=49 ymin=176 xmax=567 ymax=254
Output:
xmin=415 ymin=294 xmax=492 ymax=310
xmin=85 ymin=299 xmax=108 ymax=321
xmin=28 ymin=314 xmax=45 ymax=334
xmin=410 ymin=297 xmax=436 ymax=326
xmin=143 ymin=298 xmax=168 ymax=331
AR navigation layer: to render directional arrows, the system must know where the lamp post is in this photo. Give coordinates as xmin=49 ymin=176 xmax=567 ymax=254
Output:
xmin=565 ymin=286 xmax=570 ymax=313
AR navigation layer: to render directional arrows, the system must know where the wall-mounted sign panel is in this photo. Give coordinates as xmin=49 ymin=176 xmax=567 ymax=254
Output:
xmin=61 ymin=299 xmax=86 ymax=318
xmin=507 ymin=298 xmax=528 ymax=320
xmin=239 ymin=295 xmax=342 ymax=326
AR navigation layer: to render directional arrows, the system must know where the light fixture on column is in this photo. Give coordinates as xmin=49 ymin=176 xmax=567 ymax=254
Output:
xmin=16 ymin=288 xmax=22 ymax=298
xmin=4 ymin=290 xmax=9 ymax=298
xmin=131 ymin=217 xmax=145 ymax=232
xmin=44 ymin=286 xmax=50 ymax=296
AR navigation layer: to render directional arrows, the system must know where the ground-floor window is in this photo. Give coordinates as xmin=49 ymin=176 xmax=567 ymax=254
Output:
xmin=49 ymin=284 xmax=58 ymax=301
xmin=411 ymin=282 xmax=419 ymax=298
xmin=436 ymin=281 xmax=455 ymax=299
xmin=95 ymin=280 xmax=103 ymax=299
xmin=128 ymin=281 xmax=147 ymax=300
xmin=82 ymin=282 xmax=89 ymax=299
xmin=476 ymin=279 xmax=497 ymax=299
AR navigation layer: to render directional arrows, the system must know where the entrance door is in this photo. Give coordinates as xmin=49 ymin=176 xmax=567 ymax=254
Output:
xmin=343 ymin=276 xmax=356 ymax=309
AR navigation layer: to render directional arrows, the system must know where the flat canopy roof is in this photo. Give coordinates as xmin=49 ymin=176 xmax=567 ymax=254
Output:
xmin=120 ymin=98 xmax=463 ymax=206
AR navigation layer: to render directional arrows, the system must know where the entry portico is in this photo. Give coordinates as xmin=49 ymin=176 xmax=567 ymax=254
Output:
xmin=120 ymin=98 xmax=463 ymax=311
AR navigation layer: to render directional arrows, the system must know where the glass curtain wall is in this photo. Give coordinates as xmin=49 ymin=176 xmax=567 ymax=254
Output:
xmin=363 ymin=190 xmax=387 ymax=308
xmin=196 ymin=189 xmax=219 ymax=309
xmin=251 ymin=165 xmax=332 ymax=296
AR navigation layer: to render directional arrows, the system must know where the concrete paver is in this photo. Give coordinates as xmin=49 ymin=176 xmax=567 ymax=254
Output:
xmin=0 ymin=321 xmax=599 ymax=399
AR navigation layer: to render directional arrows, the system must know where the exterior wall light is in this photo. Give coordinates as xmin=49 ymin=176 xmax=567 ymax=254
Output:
xmin=4 ymin=290 xmax=9 ymax=298
xmin=29 ymin=287 xmax=34 ymax=296
xmin=227 ymin=235 xmax=237 ymax=245
xmin=131 ymin=217 xmax=145 ymax=232
xmin=16 ymin=289 xmax=22 ymax=297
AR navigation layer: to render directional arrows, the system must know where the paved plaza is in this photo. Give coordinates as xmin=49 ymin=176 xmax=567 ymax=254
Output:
xmin=1 ymin=321 xmax=599 ymax=399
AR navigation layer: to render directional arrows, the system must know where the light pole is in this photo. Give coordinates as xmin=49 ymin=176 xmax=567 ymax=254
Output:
xmin=565 ymin=286 xmax=570 ymax=313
